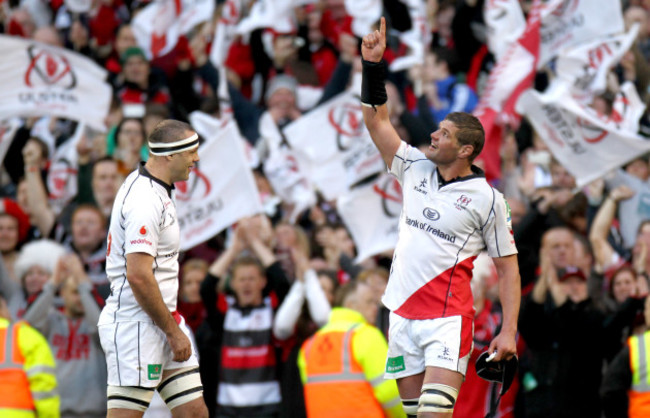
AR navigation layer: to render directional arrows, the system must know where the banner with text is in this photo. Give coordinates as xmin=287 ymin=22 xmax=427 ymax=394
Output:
xmin=338 ymin=173 xmax=402 ymax=263
xmin=555 ymin=24 xmax=638 ymax=103
xmin=178 ymin=112 xmax=263 ymax=251
xmin=284 ymin=75 xmax=385 ymax=200
xmin=538 ymin=0 xmax=624 ymax=67
xmin=517 ymin=85 xmax=650 ymax=187
xmin=0 ymin=35 xmax=111 ymax=131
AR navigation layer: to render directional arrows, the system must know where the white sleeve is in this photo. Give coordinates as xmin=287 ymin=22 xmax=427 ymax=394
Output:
xmin=272 ymin=280 xmax=305 ymax=340
xmin=304 ymin=269 xmax=331 ymax=326
xmin=389 ymin=141 xmax=427 ymax=185
xmin=122 ymin=189 xmax=162 ymax=257
xmin=483 ymin=190 xmax=518 ymax=258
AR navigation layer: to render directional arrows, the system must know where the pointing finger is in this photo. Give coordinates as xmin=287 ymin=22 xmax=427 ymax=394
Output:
xmin=379 ymin=16 xmax=386 ymax=39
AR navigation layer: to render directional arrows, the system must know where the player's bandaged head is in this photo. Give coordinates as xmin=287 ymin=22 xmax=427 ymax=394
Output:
xmin=475 ymin=352 xmax=518 ymax=396
xmin=148 ymin=119 xmax=199 ymax=156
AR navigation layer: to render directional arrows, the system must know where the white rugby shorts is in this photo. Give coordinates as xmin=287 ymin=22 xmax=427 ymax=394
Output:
xmin=99 ymin=316 xmax=199 ymax=388
xmin=384 ymin=312 xmax=473 ymax=380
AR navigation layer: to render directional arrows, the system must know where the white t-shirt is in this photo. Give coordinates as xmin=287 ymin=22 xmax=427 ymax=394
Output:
xmin=382 ymin=141 xmax=517 ymax=320
xmin=99 ymin=165 xmax=180 ymax=325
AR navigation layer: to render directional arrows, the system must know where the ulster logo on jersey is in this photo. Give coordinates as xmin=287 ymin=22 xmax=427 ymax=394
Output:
xmin=454 ymin=194 xmax=472 ymax=211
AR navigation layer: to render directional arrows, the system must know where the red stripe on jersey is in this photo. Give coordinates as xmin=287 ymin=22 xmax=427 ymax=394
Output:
xmin=221 ymin=344 xmax=276 ymax=369
xmin=459 ymin=316 xmax=473 ymax=359
xmin=395 ymin=256 xmax=477 ymax=320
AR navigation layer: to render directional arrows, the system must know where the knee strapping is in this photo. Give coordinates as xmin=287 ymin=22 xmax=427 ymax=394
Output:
xmin=107 ymin=385 xmax=155 ymax=412
xmin=158 ymin=367 xmax=203 ymax=410
xmin=419 ymin=383 xmax=458 ymax=414
xmin=402 ymin=398 xmax=419 ymax=417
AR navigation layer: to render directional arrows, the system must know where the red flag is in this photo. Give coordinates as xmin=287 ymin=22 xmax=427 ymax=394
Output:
xmin=474 ymin=0 xmax=541 ymax=183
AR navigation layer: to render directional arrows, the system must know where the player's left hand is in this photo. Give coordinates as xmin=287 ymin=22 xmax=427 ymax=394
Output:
xmin=487 ymin=330 xmax=517 ymax=362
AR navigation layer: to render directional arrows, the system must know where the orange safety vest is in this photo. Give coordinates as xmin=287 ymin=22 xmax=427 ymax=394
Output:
xmin=0 ymin=322 xmax=36 ymax=412
xmin=301 ymin=324 xmax=384 ymax=418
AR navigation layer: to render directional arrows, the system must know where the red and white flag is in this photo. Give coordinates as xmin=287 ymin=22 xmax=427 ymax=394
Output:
xmin=177 ymin=112 xmax=263 ymax=251
xmin=284 ymin=75 xmax=385 ymax=200
xmin=210 ymin=0 xmax=243 ymax=67
xmin=555 ymin=24 xmax=638 ymax=103
xmin=484 ymin=0 xmax=526 ymax=61
xmin=132 ymin=0 xmax=215 ymax=59
xmin=538 ymin=0 xmax=624 ymax=67
xmin=47 ymin=123 xmax=86 ymax=216
xmin=258 ymin=112 xmax=316 ymax=221
xmin=337 ymin=173 xmax=402 ymax=263
xmin=474 ymin=0 xmax=542 ymax=183
xmin=516 ymin=84 xmax=650 ymax=187
xmin=0 ymin=35 xmax=111 ymax=131
xmin=389 ymin=0 xmax=431 ymax=72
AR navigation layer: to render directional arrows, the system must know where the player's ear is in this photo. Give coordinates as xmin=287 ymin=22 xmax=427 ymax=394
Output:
xmin=458 ymin=144 xmax=474 ymax=160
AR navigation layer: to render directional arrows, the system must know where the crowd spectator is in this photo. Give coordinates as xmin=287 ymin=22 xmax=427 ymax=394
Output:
xmin=200 ymin=216 xmax=290 ymax=417
xmin=23 ymin=253 xmax=107 ymax=418
xmin=0 ymin=291 xmax=60 ymax=417
xmin=2 ymin=1 xmax=650 ymax=417
xmin=298 ymin=280 xmax=404 ymax=418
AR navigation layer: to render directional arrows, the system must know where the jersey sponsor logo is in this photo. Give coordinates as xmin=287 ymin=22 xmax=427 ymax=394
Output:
xmin=423 ymin=207 xmax=440 ymax=221
xmin=405 ymin=216 xmax=456 ymax=243
xmin=130 ymin=238 xmax=153 ymax=246
xmin=454 ymin=194 xmax=472 ymax=211
xmin=386 ymin=355 xmax=406 ymax=373
xmin=148 ymin=364 xmax=162 ymax=380
xmin=139 ymin=226 xmax=147 ymax=235
xmin=414 ymin=177 xmax=428 ymax=195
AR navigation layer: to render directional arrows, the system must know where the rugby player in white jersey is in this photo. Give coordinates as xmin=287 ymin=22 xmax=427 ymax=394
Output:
xmin=98 ymin=119 xmax=208 ymax=417
xmin=361 ymin=18 xmax=521 ymax=418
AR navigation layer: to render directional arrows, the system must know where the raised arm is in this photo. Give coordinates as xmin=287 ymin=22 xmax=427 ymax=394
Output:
xmin=360 ymin=17 xmax=401 ymax=169
xmin=589 ymin=185 xmax=634 ymax=272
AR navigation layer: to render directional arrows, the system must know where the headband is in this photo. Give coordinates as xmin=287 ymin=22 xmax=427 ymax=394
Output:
xmin=148 ymin=133 xmax=199 ymax=156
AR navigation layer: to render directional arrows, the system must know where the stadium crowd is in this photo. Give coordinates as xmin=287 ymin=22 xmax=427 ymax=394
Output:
xmin=2 ymin=0 xmax=650 ymax=417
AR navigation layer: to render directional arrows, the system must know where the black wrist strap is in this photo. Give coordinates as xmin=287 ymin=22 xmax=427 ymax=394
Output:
xmin=361 ymin=59 xmax=387 ymax=109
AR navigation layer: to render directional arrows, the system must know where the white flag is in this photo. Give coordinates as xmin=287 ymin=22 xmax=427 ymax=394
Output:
xmin=177 ymin=112 xmax=263 ymax=251
xmin=0 ymin=118 xmax=22 ymax=166
xmin=132 ymin=0 xmax=215 ymax=59
xmin=555 ymin=24 xmax=638 ymax=103
xmin=389 ymin=0 xmax=431 ymax=72
xmin=236 ymin=0 xmax=296 ymax=35
xmin=337 ymin=173 xmax=402 ymax=263
xmin=284 ymin=75 xmax=385 ymax=200
xmin=516 ymin=85 xmax=650 ymax=188
xmin=47 ymin=123 xmax=85 ymax=216
xmin=484 ymin=0 xmax=526 ymax=61
xmin=210 ymin=0 xmax=243 ymax=67
xmin=258 ymin=112 xmax=316 ymax=221
xmin=538 ymin=0 xmax=624 ymax=67
xmin=0 ymin=35 xmax=111 ymax=131
xmin=344 ymin=0 xmax=382 ymax=38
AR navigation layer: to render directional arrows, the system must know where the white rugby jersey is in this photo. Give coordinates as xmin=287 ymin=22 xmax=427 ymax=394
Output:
xmin=99 ymin=164 xmax=180 ymax=325
xmin=382 ymin=141 xmax=517 ymax=320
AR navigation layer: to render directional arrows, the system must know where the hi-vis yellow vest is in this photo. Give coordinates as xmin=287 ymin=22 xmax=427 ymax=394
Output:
xmin=628 ymin=332 xmax=650 ymax=418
